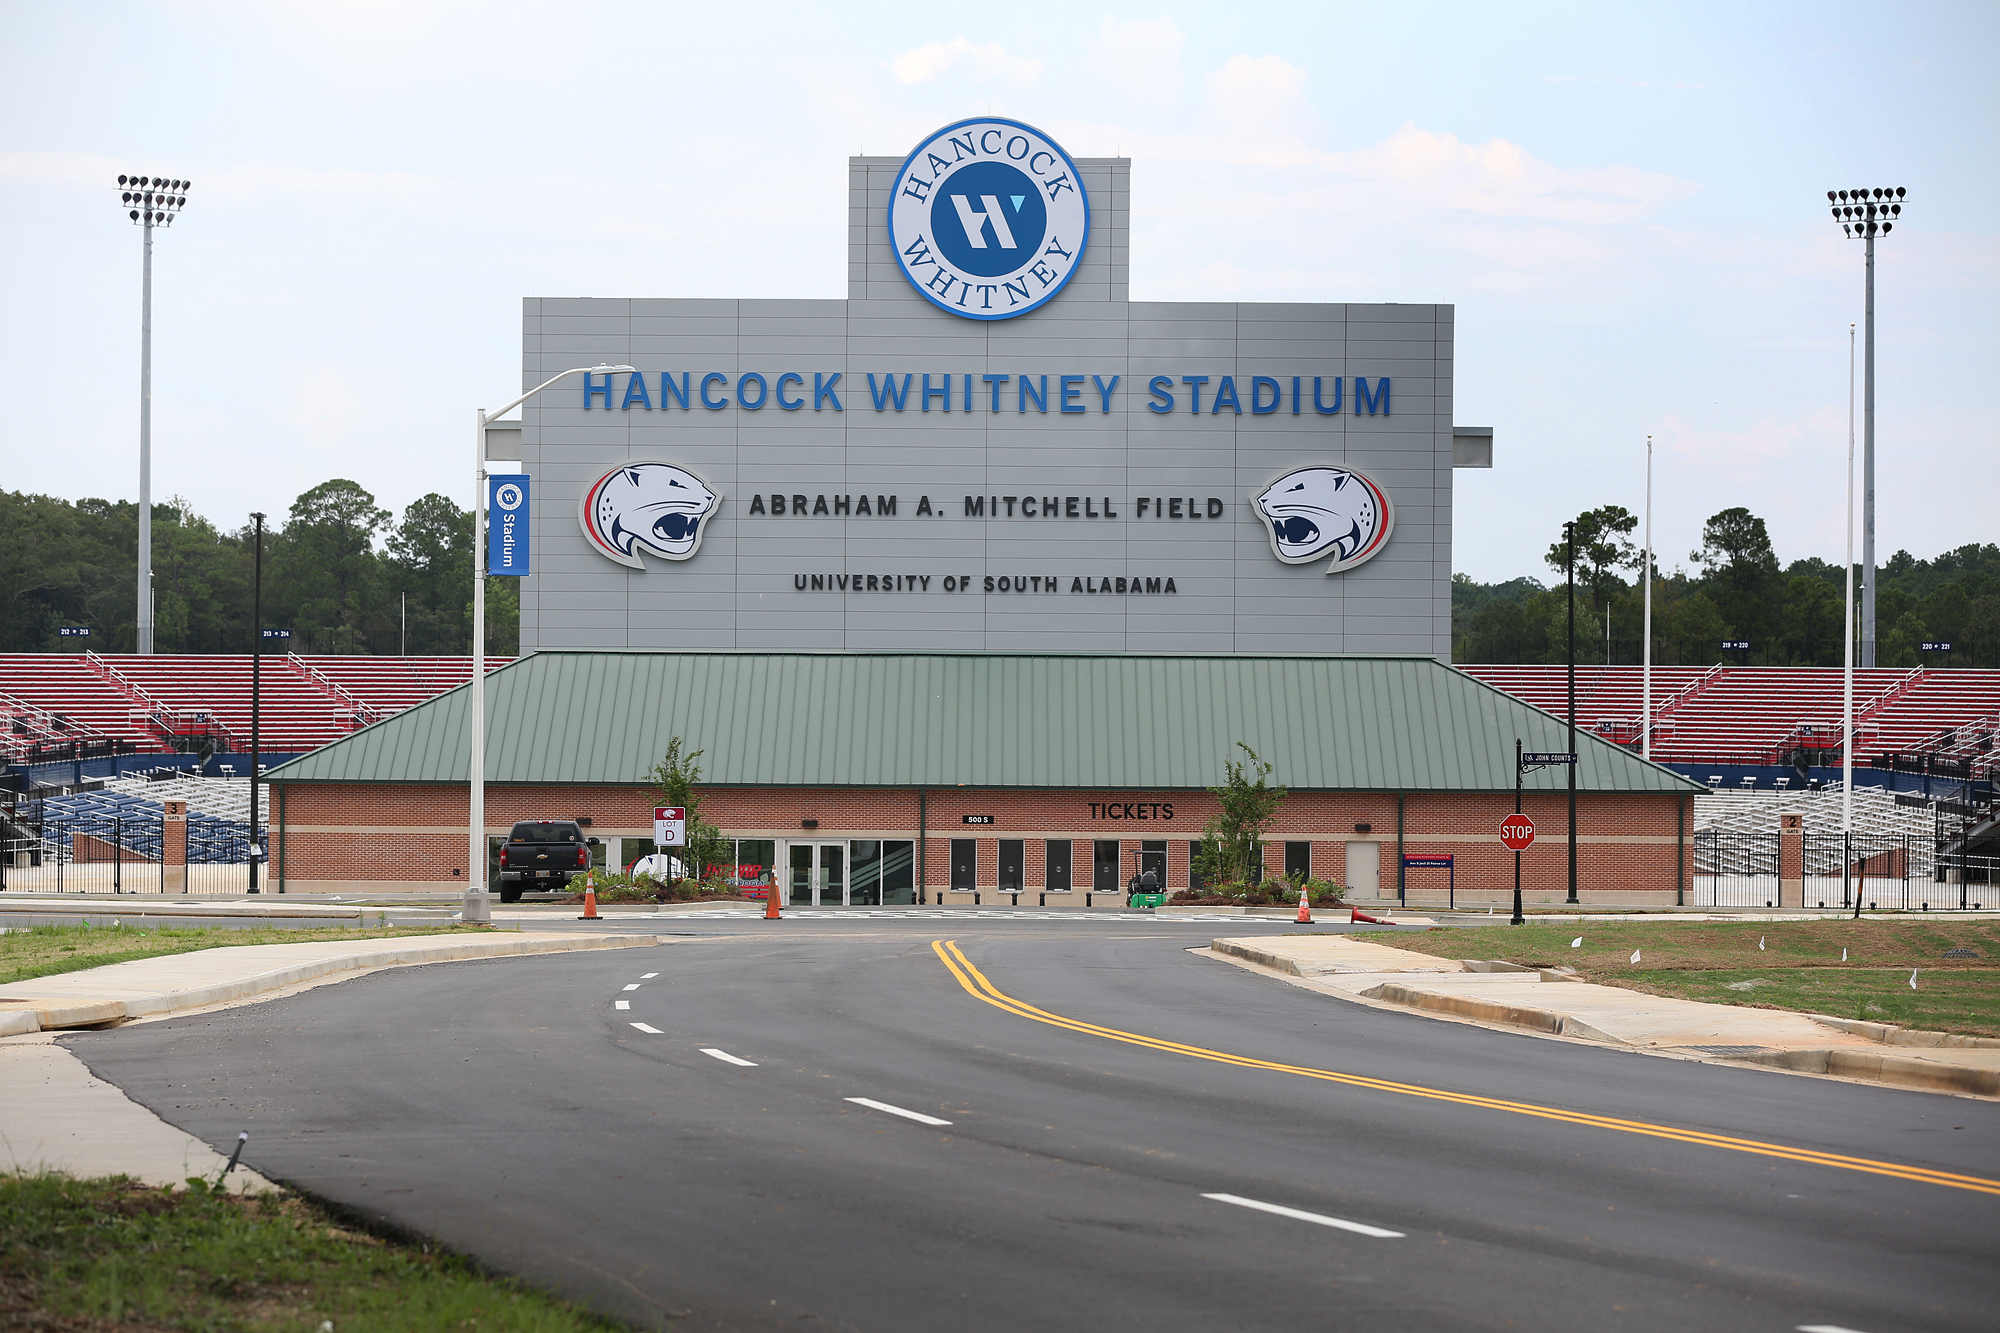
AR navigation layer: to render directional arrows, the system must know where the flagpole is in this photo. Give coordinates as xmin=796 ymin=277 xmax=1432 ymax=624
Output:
xmin=1642 ymin=434 xmax=1653 ymax=761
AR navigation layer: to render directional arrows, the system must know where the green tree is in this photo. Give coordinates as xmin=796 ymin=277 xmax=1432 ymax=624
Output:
xmin=1779 ymin=574 xmax=1844 ymax=666
xmin=1192 ymin=743 xmax=1288 ymax=890
xmin=1663 ymin=590 xmax=1729 ymax=664
xmin=1690 ymin=507 xmax=1779 ymax=653
xmin=1880 ymin=610 xmax=1929 ymax=668
xmin=386 ymin=493 xmax=472 ymax=654
xmin=276 ymin=480 xmax=391 ymax=653
xmin=647 ymin=737 xmax=731 ymax=888
xmin=1545 ymin=506 xmax=1637 ymax=605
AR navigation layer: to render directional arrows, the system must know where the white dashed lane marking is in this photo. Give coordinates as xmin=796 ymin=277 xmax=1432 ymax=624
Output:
xmin=615 ymin=1000 xmax=630 ymax=1010
xmin=700 ymin=1048 xmax=758 ymax=1067
xmin=622 ymin=984 xmax=641 ymax=991
xmin=630 ymin=1022 xmax=663 ymax=1034
xmin=1201 ymin=1193 xmax=1403 ymax=1238
xmin=845 ymin=1097 xmax=952 ymax=1127
xmin=641 ymin=972 xmax=659 ymax=979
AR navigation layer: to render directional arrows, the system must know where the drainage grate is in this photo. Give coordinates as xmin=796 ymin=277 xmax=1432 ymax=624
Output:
xmin=1943 ymin=948 xmax=1980 ymax=959
xmin=1683 ymin=1045 xmax=1772 ymax=1056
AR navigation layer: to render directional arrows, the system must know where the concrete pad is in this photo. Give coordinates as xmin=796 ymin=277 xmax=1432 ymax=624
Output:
xmin=1211 ymin=935 xmax=1465 ymax=976
xmin=0 ymin=1036 xmax=275 ymax=1193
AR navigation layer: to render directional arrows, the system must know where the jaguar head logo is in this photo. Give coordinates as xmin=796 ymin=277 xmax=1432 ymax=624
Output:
xmin=1254 ymin=466 xmax=1394 ymax=574
xmin=579 ymin=461 xmax=720 ymax=568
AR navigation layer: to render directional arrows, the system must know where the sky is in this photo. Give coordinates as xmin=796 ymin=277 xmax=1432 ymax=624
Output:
xmin=3 ymin=0 xmax=1995 ymax=583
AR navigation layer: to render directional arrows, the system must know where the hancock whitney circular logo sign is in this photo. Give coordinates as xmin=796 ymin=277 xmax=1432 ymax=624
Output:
xmin=888 ymin=117 xmax=1089 ymax=321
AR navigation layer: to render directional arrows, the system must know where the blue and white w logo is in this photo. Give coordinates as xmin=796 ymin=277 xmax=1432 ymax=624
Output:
xmin=949 ymin=194 xmax=1018 ymax=249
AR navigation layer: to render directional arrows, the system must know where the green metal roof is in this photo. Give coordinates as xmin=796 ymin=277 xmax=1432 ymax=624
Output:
xmin=266 ymin=652 xmax=1702 ymax=795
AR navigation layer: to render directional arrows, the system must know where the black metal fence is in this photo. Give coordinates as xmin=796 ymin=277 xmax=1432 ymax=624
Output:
xmin=0 ymin=815 xmax=265 ymax=894
xmin=1691 ymin=829 xmax=1994 ymax=910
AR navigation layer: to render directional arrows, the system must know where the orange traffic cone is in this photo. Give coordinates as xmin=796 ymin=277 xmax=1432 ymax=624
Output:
xmin=1351 ymin=906 xmax=1386 ymax=924
xmin=577 ymin=873 xmax=600 ymax=920
xmin=1295 ymin=887 xmax=1313 ymax=924
xmin=764 ymin=886 xmax=782 ymax=920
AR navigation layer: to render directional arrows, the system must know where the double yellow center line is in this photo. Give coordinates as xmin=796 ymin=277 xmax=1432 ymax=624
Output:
xmin=931 ymin=939 xmax=2000 ymax=1197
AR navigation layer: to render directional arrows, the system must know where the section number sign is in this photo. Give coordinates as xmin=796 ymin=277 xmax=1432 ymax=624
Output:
xmin=653 ymin=806 xmax=686 ymax=847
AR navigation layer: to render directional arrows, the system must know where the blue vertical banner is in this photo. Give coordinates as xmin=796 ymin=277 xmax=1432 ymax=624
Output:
xmin=488 ymin=474 xmax=531 ymax=577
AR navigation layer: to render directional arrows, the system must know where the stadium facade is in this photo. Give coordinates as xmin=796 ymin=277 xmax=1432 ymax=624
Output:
xmin=259 ymin=118 xmax=1702 ymax=903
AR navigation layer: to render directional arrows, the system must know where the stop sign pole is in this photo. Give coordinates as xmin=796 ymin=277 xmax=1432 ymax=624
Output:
xmin=1513 ymin=739 xmax=1526 ymax=925
xmin=1509 ymin=743 xmax=1574 ymax=923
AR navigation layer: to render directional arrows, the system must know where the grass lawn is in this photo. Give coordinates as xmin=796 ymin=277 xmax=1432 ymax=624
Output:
xmin=0 ymin=922 xmax=484 ymax=989
xmin=0 ymin=1173 xmax=620 ymax=1332
xmin=1337 ymin=919 xmax=2000 ymax=1038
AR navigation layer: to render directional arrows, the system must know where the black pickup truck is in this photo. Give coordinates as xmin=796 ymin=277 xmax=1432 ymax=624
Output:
xmin=496 ymin=821 xmax=599 ymax=902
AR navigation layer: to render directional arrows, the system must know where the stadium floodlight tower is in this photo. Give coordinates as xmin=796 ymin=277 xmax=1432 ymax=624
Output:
xmin=1825 ymin=185 xmax=1906 ymax=668
xmin=464 ymin=363 xmax=633 ymax=925
xmin=115 ymin=174 xmax=191 ymax=655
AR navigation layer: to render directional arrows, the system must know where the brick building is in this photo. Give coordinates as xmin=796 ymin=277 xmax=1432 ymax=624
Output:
xmin=265 ymin=651 xmax=1701 ymax=907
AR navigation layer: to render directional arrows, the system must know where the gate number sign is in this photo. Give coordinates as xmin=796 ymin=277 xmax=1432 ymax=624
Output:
xmin=653 ymin=806 xmax=686 ymax=847
xmin=1499 ymin=814 xmax=1536 ymax=851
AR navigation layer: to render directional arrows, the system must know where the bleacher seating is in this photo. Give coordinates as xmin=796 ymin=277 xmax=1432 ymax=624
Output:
xmin=0 ymin=654 xmax=509 ymax=760
xmin=1458 ymin=665 xmax=2000 ymax=768
xmin=9 ymin=654 xmax=1986 ymax=775
xmin=1695 ymin=782 xmax=1933 ymax=842
xmin=101 ymin=772 xmax=269 ymax=827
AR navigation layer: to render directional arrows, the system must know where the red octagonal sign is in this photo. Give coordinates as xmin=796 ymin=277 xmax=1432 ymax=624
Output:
xmin=1499 ymin=814 xmax=1536 ymax=851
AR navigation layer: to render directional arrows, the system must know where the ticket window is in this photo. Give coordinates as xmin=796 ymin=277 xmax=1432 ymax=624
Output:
xmin=950 ymin=839 xmax=977 ymax=891
xmin=1188 ymin=840 xmax=1205 ymax=893
xmin=1093 ymin=840 xmax=1120 ymax=891
xmin=1285 ymin=841 xmax=1312 ymax=882
xmin=1045 ymin=840 xmax=1073 ymax=892
xmin=1139 ymin=840 xmax=1167 ymax=887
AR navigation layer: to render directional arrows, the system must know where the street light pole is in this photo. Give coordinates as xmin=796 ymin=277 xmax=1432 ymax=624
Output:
xmin=249 ymin=513 xmax=265 ymax=893
xmin=464 ymin=363 xmax=633 ymax=926
xmin=1825 ymin=186 xmax=1905 ymax=667
xmin=1566 ymin=521 xmax=1578 ymax=905
xmin=115 ymin=175 xmax=190 ymax=655
xmin=1845 ymin=323 xmax=1857 ymax=915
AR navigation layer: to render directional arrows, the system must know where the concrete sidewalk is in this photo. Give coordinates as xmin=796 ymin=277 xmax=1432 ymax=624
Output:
xmin=1208 ymin=935 xmax=2000 ymax=1098
xmin=0 ymin=931 xmax=664 ymax=1034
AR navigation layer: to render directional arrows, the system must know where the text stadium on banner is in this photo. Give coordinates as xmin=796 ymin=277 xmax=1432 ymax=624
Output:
xmin=489 ymin=474 xmax=531 ymax=577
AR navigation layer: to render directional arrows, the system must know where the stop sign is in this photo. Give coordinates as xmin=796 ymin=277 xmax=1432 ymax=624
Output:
xmin=1499 ymin=813 xmax=1536 ymax=851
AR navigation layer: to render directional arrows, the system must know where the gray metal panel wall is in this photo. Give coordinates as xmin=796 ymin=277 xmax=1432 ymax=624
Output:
xmin=518 ymin=157 xmax=1454 ymax=658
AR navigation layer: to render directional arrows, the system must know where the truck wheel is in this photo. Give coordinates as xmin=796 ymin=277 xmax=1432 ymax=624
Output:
xmin=499 ymin=884 xmax=522 ymax=904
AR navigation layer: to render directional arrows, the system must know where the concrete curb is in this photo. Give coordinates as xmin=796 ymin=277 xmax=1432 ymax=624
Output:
xmin=1355 ymin=980 xmax=1627 ymax=1044
xmin=1209 ymin=939 xmax=1311 ymax=974
xmin=1806 ymin=1014 xmax=2000 ymax=1050
xmin=0 ymin=933 xmax=658 ymax=1033
xmin=1729 ymin=1048 xmax=2000 ymax=1097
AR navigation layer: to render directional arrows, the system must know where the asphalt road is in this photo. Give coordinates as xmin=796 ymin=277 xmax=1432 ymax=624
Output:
xmin=67 ymin=916 xmax=2000 ymax=1332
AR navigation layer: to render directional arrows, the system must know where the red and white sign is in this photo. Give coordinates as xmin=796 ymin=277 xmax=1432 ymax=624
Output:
xmin=1499 ymin=814 xmax=1536 ymax=851
xmin=653 ymin=806 xmax=686 ymax=847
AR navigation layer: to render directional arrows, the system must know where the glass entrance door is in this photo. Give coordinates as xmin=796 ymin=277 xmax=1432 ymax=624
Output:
xmin=788 ymin=843 xmax=846 ymax=906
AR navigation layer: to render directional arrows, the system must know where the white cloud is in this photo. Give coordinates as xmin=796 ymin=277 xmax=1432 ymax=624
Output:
xmin=1204 ymin=54 xmax=1317 ymax=151
xmin=891 ymin=38 xmax=1044 ymax=87
xmin=1088 ymin=17 xmax=1186 ymax=108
